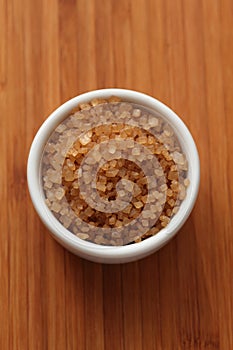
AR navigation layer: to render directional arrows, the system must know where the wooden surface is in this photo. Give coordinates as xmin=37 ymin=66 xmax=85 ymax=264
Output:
xmin=0 ymin=0 xmax=233 ymax=349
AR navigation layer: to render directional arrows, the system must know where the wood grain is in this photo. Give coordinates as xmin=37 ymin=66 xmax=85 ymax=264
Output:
xmin=0 ymin=0 xmax=232 ymax=349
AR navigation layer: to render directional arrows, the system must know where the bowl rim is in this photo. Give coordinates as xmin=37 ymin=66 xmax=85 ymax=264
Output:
xmin=27 ymin=88 xmax=200 ymax=260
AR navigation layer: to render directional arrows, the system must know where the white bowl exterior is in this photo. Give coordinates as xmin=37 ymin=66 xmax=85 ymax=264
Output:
xmin=27 ymin=89 xmax=200 ymax=263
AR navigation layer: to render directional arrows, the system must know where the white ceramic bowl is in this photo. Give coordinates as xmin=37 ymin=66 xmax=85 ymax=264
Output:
xmin=27 ymin=89 xmax=200 ymax=263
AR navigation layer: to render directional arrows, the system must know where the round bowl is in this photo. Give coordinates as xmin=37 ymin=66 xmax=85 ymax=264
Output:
xmin=27 ymin=89 xmax=200 ymax=263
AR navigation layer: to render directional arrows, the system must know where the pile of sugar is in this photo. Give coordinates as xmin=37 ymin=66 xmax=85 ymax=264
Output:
xmin=41 ymin=97 xmax=189 ymax=246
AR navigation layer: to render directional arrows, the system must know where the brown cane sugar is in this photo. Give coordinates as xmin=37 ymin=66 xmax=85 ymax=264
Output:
xmin=41 ymin=97 xmax=189 ymax=246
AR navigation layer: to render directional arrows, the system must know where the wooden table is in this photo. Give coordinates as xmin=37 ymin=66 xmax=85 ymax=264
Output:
xmin=1 ymin=0 xmax=232 ymax=349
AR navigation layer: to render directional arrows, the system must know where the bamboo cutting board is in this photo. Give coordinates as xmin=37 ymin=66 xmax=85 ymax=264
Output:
xmin=0 ymin=0 xmax=232 ymax=349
